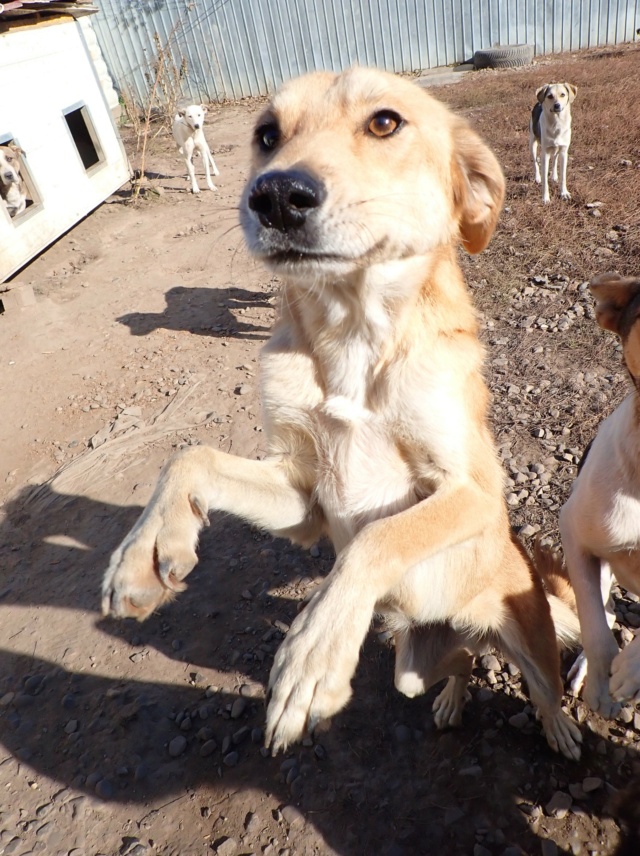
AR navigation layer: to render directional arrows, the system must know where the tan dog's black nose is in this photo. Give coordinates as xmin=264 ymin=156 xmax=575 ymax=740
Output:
xmin=248 ymin=170 xmax=325 ymax=232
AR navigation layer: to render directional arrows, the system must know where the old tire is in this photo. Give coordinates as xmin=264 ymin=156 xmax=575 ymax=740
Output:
xmin=473 ymin=44 xmax=534 ymax=70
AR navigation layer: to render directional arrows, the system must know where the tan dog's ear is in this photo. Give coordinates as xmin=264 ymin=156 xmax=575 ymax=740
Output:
xmin=565 ymin=83 xmax=578 ymax=102
xmin=536 ymin=85 xmax=550 ymax=103
xmin=590 ymin=273 xmax=640 ymax=333
xmin=7 ymin=143 xmax=25 ymax=158
xmin=178 ymin=109 xmax=186 ymax=118
xmin=452 ymin=121 xmax=505 ymax=255
xmin=201 ymin=105 xmax=208 ymax=113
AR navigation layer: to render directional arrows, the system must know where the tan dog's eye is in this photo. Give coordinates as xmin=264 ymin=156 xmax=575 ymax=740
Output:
xmin=255 ymin=123 xmax=280 ymax=153
xmin=367 ymin=110 xmax=403 ymax=138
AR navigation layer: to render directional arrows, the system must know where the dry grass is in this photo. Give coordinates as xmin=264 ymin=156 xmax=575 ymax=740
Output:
xmin=443 ymin=45 xmax=640 ymax=280
xmin=437 ymin=44 xmax=640 ymax=539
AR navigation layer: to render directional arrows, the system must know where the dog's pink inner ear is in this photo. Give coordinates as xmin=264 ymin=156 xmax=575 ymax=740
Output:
xmin=453 ymin=124 xmax=505 ymax=255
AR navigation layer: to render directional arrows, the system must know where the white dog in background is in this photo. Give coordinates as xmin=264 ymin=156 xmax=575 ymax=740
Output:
xmin=172 ymin=102 xmax=219 ymax=194
xmin=529 ymin=82 xmax=577 ymax=204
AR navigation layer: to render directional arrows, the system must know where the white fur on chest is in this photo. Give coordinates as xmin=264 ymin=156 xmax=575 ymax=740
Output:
xmin=569 ymin=396 xmax=640 ymax=553
xmin=541 ymin=114 xmax=572 ymax=148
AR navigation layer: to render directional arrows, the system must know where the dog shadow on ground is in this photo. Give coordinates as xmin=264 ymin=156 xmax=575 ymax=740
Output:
xmin=0 ymin=484 xmax=637 ymax=855
xmin=117 ymin=285 xmax=273 ymax=341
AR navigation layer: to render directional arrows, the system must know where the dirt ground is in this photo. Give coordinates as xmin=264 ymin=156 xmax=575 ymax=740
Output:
xmin=1 ymin=45 xmax=640 ymax=856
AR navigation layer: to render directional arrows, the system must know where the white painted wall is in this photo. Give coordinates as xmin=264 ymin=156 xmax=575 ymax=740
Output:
xmin=0 ymin=17 xmax=130 ymax=282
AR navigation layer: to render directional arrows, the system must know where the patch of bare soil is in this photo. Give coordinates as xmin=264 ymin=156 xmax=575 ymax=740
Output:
xmin=1 ymin=45 xmax=640 ymax=856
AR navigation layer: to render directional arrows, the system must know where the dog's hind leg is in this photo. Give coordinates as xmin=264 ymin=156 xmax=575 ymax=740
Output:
xmin=494 ymin=545 xmax=582 ymax=759
xmin=102 ymin=446 xmax=319 ymax=620
xmin=530 ymin=134 xmax=541 ymax=184
xmin=200 ymin=144 xmax=218 ymax=191
xmin=496 ymin=591 xmax=582 ymax=759
xmin=394 ymin=623 xmax=473 ymax=726
xmin=207 ymin=146 xmax=220 ymax=178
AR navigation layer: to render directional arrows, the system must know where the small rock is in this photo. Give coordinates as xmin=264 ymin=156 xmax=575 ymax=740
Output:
xmin=481 ymin=654 xmax=501 ymax=671
xmin=223 ymin=751 xmax=239 ymax=767
xmin=200 ymin=740 xmax=217 ymax=758
xmin=95 ymin=779 xmax=114 ymax=799
xmin=215 ymin=838 xmax=237 ymax=856
xmin=309 ymin=544 xmax=321 ymax=558
xmin=545 ymin=791 xmax=572 ymax=818
xmin=582 ymin=776 xmax=603 ymax=793
xmin=281 ymin=804 xmax=304 ymax=826
xmin=230 ymin=698 xmax=247 ymax=719
xmin=64 ymin=719 xmax=79 ymax=734
xmin=508 ymin=712 xmax=529 ymax=729
xmin=168 ymin=735 xmax=187 ymax=757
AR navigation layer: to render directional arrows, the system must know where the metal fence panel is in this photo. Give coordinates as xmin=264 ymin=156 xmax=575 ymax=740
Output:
xmin=91 ymin=0 xmax=640 ymax=105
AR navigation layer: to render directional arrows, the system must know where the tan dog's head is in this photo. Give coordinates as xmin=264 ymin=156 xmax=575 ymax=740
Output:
xmin=240 ymin=67 xmax=504 ymax=282
xmin=0 ymin=144 xmax=23 ymax=189
xmin=591 ymin=273 xmax=640 ymax=378
xmin=536 ymin=82 xmax=578 ymax=115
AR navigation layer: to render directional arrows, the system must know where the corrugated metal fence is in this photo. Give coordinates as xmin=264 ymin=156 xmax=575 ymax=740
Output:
xmin=92 ymin=0 xmax=640 ymax=104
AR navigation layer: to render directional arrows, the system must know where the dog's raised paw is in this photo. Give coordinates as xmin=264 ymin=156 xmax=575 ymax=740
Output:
xmin=102 ymin=494 xmax=203 ymax=621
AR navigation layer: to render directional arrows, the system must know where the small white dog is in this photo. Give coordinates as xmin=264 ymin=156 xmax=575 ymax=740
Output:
xmin=560 ymin=273 xmax=640 ymax=719
xmin=0 ymin=144 xmax=27 ymax=218
xmin=172 ymin=102 xmax=219 ymax=194
xmin=529 ymin=82 xmax=577 ymax=204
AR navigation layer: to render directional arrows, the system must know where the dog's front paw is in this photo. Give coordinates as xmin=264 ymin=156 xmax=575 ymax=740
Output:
xmin=541 ymin=709 xmax=582 ymax=760
xmin=191 ymin=186 xmax=201 ymax=194
xmin=207 ymin=182 xmax=218 ymax=192
xmin=560 ymin=190 xmax=571 ymax=201
xmin=265 ymin=596 xmax=361 ymax=753
xmin=102 ymin=493 xmax=204 ymax=621
xmin=610 ymin=638 xmax=640 ymax=704
xmin=542 ymin=195 xmax=551 ymax=205
xmin=584 ymin=674 xmax=621 ymax=719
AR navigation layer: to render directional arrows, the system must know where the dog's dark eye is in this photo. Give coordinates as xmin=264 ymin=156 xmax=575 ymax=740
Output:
xmin=255 ymin=123 xmax=280 ymax=153
xmin=367 ymin=110 xmax=403 ymax=138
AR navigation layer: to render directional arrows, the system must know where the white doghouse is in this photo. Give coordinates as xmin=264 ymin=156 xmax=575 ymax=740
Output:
xmin=0 ymin=4 xmax=130 ymax=283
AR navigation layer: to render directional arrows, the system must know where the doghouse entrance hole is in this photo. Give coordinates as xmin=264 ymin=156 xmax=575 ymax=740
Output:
xmin=63 ymin=106 xmax=103 ymax=170
xmin=0 ymin=133 xmax=41 ymax=225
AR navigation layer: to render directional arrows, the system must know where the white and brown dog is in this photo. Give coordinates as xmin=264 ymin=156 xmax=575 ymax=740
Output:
xmin=172 ymin=102 xmax=219 ymax=194
xmin=530 ymin=82 xmax=577 ymax=204
xmin=560 ymin=273 xmax=640 ymax=718
xmin=103 ymin=68 xmax=582 ymax=759
xmin=0 ymin=144 xmax=27 ymax=218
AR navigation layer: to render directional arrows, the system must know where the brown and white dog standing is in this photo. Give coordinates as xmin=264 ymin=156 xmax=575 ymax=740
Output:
xmin=530 ymin=82 xmax=577 ymax=204
xmin=102 ymin=67 xmax=581 ymax=759
xmin=560 ymin=273 xmax=640 ymax=718
xmin=0 ymin=144 xmax=27 ymax=218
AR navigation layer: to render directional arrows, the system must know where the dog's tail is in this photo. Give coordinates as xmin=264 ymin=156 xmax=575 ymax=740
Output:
xmin=533 ymin=540 xmax=581 ymax=650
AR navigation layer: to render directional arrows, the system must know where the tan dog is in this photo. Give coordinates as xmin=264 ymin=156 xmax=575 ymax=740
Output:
xmin=102 ymin=68 xmax=581 ymax=759
xmin=560 ymin=274 xmax=640 ymax=718
xmin=530 ymin=82 xmax=577 ymax=204
xmin=0 ymin=144 xmax=27 ymax=218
